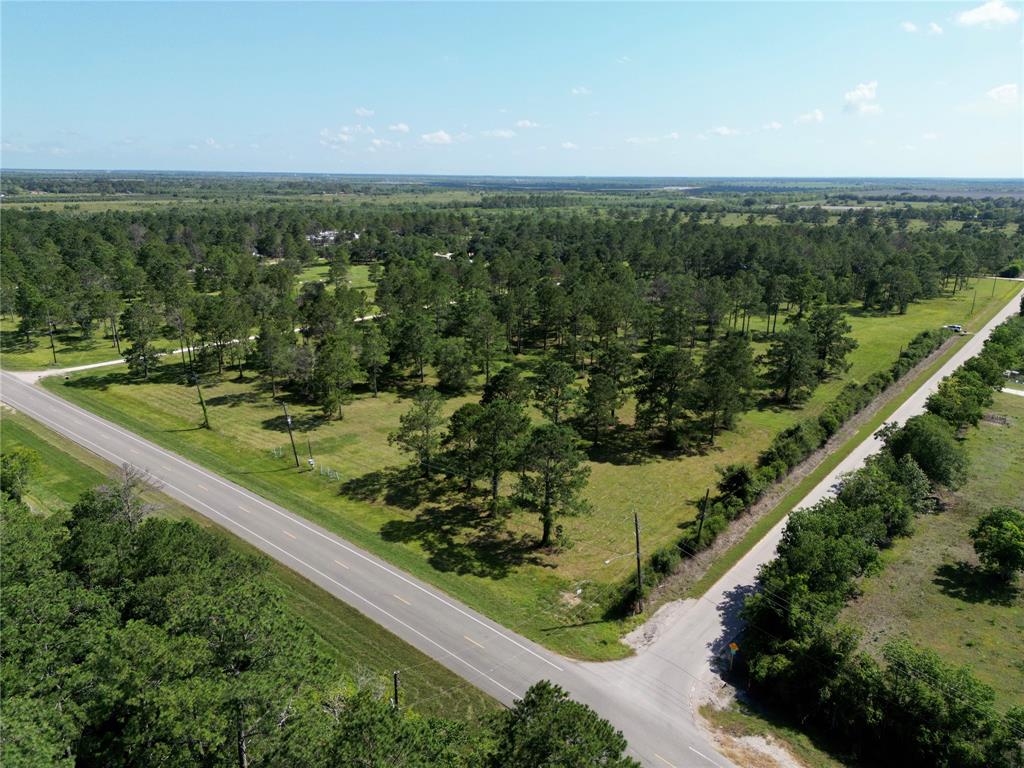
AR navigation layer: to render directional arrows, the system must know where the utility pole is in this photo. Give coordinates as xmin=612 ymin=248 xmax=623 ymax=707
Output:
xmin=696 ymin=488 xmax=710 ymax=547
xmin=970 ymin=288 xmax=977 ymax=316
xmin=281 ymin=402 xmax=300 ymax=467
xmin=392 ymin=671 xmax=400 ymax=711
xmin=306 ymin=437 xmax=315 ymax=470
xmin=634 ymin=510 xmax=643 ymax=613
xmin=991 ymin=277 xmax=997 ymax=298
xmin=195 ymin=375 xmax=210 ymax=430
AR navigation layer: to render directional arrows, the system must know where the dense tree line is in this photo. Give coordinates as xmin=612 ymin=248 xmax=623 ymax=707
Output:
xmin=3 ymin=200 xmax=1016 ymax=550
xmin=737 ymin=316 xmax=1024 ymax=768
xmin=0 ymin=464 xmax=638 ymax=768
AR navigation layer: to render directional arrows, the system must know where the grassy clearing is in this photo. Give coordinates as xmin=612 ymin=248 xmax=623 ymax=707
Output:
xmin=0 ymin=318 xmax=177 ymax=371
xmin=841 ymin=391 xmax=1024 ymax=711
xmin=1 ymin=196 xmax=196 ymax=213
xmin=687 ymin=279 xmax=1020 ymax=598
xmin=297 ymin=261 xmax=377 ymax=304
xmin=42 ymin=280 xmax=1019 ymax=659
xmin=700 ymin=702 xmax=854 ymax=768
xmin=0 ymin=409 xmax=497 ymax=720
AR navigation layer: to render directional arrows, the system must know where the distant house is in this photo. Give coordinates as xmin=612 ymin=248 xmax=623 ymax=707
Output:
xmin=306 ymin=229 xmax=339 ymax=245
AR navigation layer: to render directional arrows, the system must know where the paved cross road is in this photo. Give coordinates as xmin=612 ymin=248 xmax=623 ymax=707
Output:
xmin=2 ymin=284 xmax=1019 ymax=768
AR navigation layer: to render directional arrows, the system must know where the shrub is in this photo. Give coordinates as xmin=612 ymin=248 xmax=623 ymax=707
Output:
xmin=651 ymin=545 xmax=682 ymax=575
xmin=971 ymin=506 xmax=1024 ymax=582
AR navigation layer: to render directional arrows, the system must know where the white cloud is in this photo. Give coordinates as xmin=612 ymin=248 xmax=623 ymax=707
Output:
xmin=570 ymin=86 xmax=591 ymax=96
xmin=319 ymin=128 xmax=354 ymax=150
xmin=795 ymin=108 xmax=825 ymax=124
xmin=987 ymin=82 xmax=1020 ymax=104
xmin=482 ymin=129 xmax=516 ymax=139
xmin=354 ymin=106 xmax=375 ymax=117
xmin=709 ymin=126 xmax=740 ymax=136
xmin=205 ymin=137 xmax=223 ymax=149
xmin=901 ymin=21 xmax=918 ymax=32
xmin=664 ymin=131 xmax=680 ymax=140
xmin=561 ymin=141 xmax=578 ymax=150
xmin=922 ymin=131 xmax=940 ymax=140
xmin=341 ymin=124 xmax=374 ymax=135
xmin=422 ymin=129 xmax=453 ymax=145
xmin=388 ymin=122 xmax=410 ymax=133
xmin=516 ymin=119 xmax=540 ymax=129
xmin=762 ymin=120 xmax=783 ymax=131
xmin=368 ymin=138 xmax=400 ymax=153
xmin=845 ymin=81 xmax=878 ymax=103
xmin=928 ymin=21 xmax=944 ymax=34
xmin=616 ymin=55 xmax=632 ymax=64
xmin=957 ymin=0 xmax=1020 ymax=26
xmin=1 ymin=141 xmax=34 ymax=153
xmin=844 ymin=81 xmax=882 ymax=115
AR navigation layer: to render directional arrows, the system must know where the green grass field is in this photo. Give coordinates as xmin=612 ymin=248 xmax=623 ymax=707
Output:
xmin=0 ymin=409 xmax=497 ymax=720
xmin=39 ymin=279 xmax=1020 ymax=659
xmin=841 ymin=391 xmax=1024 ymax=712
xmin=297 ymin=261 xmax=377 ymax=304
xmin=0 ymin=318 xmax=178 ymax=371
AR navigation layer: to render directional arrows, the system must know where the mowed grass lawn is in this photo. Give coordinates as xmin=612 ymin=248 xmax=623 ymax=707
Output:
xmin=0 ymin=318 xmax=176 ymax=371
xmin=298 ymin=261 xmax=378 ymax=305
xmin=0 ymin=409 xmax=497 ymax=720
xmin=43 ymin=279 xmax=1019 ymax=659
xmin=842 ymin=390 xmax=1024 ymax=711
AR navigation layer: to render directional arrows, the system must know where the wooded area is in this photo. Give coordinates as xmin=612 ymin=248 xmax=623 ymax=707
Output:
xmin=739 ymin=313 xmax=1024 ymax=768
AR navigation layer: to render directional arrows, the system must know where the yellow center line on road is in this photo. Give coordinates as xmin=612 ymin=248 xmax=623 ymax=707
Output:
xmin=333 ymin=559 xmax=349 ymax=569
xmin=282 ymin=530 xmax=297 ymax=540
xmin=129 ymin=447 xmax=140 ymax=455
xmin=653 ymin=754 xmax=676 ymax=767
xmin=197 ymin=483 xmax=209 ymax=491
xmin=238 ymin=505 xmax=251 ymax=514
xmin=463 ymin=635 xmax=485 ymax=649
xmin=393 ymin=594 xmax=411 ymax=606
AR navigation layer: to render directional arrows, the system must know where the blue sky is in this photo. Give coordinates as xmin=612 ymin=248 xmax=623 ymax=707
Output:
xmin=2 ymin=1 xmax=1021 ymax=177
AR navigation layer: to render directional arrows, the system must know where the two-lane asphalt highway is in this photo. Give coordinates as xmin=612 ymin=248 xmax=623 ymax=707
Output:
xmin=0 ymin=368 xmax=733 ymax=768
xmin=3 ymin=283 xmax=1020 ymax=767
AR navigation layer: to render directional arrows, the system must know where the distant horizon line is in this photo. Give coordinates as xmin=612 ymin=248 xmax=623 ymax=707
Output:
xmin=2 ymin=168 xmax=1023 ymax=183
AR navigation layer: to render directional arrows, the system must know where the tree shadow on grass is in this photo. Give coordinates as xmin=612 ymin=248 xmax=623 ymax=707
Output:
xmin=752 ymin=393 xmax=803 ymax=413
xmin=205 ymin=391 xmax=265 ymax=408
xmin=261 ymin=411 xmax=330 ymax=435
xmin=584 ymin=425 xmax=655 ymax=466
xmin=61 ymin=365 xmax=183 ymax=391
xmin=340 ymin=465 xmax=450 ymax=511
xmin=933 ymin=561 xmax=1019 ymax=607
xmin=380 ymin=501 xmax=548 ymax=579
